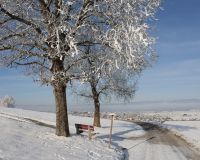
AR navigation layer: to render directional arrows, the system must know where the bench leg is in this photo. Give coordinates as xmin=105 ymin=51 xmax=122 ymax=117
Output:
xmin=75 ymin=125 xmax=80 ymax=134
xmin=88 ymin=127 xmax=92 ymax=140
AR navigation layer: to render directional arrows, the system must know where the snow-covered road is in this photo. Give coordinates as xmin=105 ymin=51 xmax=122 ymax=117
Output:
xmin=128 ymin=122 xmax=200 ymax=160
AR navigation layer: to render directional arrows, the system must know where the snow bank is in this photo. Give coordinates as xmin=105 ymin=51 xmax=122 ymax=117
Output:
xmin=163 ymin=121 xmax=200 ymax=151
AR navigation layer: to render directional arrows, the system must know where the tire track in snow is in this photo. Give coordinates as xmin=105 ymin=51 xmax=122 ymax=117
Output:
xmin=133 ymin=122 xmax=200 ymax=160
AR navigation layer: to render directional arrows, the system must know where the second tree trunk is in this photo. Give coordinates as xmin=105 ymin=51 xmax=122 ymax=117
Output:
xmin=91 ymin=83 xmax=101 ymax=127
xmin=93 ymin=96 xmax=101 ymax=127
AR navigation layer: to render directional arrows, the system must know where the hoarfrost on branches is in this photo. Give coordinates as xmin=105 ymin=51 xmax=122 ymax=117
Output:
xmin=0 ymin=0 xmax=161 ymax=85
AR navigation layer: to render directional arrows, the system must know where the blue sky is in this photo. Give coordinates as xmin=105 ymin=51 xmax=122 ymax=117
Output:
xmin=0 ymin=0 xmax=200 ymax=110
xmin=135 ymin=0 xmax=200 ymax=101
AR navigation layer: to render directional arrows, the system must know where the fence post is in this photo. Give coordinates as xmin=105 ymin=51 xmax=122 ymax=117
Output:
xmin=109 ymin=113 xmax=116 ymax=148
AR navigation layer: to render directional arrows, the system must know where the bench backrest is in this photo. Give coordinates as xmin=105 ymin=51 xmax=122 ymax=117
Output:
xmin=75 ymin=124 xmax=94 ymax=131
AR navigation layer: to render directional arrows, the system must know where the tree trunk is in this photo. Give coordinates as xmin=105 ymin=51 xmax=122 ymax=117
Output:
xmin=53 ymin=83 xmax=70 ymax=137
xmin=51 ymin=58 xmax=70 ymax=137
xmin=93 ymin=96 xmax=101 ymax=127
xmin=91 ymin=84 xmax=101 ymax=127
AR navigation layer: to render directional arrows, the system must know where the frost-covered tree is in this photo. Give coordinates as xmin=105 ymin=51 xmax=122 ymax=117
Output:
xmin=0 ymin=0 xmax=160 ymax=137
xmin=73 ymin=71 xmax=137 ymax=127
xmin=73 ymin=44 xmax=137 ymax=127
xmin=0 ymin=95 xmax=15 ymax=107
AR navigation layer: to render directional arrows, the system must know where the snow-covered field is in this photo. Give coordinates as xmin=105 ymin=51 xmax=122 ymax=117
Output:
xmin=0 ymin=107 xmax=146 ymax=160
xmin=163 ymin=121 xmax=200 ymax=151
xmin=140 ymin=110 xmax=200 ymax=121
xmin=71 ymin=110 xmax=200 ymax=122
xmin=1 ymin=107 xmax=200 ymax=160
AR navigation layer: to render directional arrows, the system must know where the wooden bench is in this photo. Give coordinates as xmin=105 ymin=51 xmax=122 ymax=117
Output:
xmin=75 ymin=124 xmax=94 ymax=139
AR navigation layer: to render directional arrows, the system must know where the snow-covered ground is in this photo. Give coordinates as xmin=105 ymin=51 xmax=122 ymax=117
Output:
xmin=163 ymin=121 xmax=200 ymax=151
xmin=0 ymin=116 xmax=124 ymax=160
xmin=0 ymin=107 xmax=146 ymax=160
xmin=1 ymin=107 xmax=200 ymax=160
xmin=71 ymin=110 xmax=200 ymax=153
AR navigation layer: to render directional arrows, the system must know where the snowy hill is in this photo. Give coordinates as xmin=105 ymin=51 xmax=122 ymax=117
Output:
xmin=0 ymin=108 xmax=145 ymax=160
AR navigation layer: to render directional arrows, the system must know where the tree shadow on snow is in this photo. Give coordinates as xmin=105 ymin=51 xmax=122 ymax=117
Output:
xmin=163 ymin=123 xmax=197 ymax=131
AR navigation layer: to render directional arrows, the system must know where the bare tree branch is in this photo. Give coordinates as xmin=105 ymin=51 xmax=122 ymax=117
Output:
xmin=0 ymin=45 xmax=12 ymax=51
xmin=0 ymin=4 xmax=42 ymax=34
xmin=0 ymin=32 xmax=25 ymax=42
xmin=0 ymin=17 xmax=12 ymax=26
xmin=14 ymin=61 xmax=49 ymax=70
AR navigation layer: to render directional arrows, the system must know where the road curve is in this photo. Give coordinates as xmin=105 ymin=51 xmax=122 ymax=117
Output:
xmin=129 ymin=122 xmax=200 ymax=160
